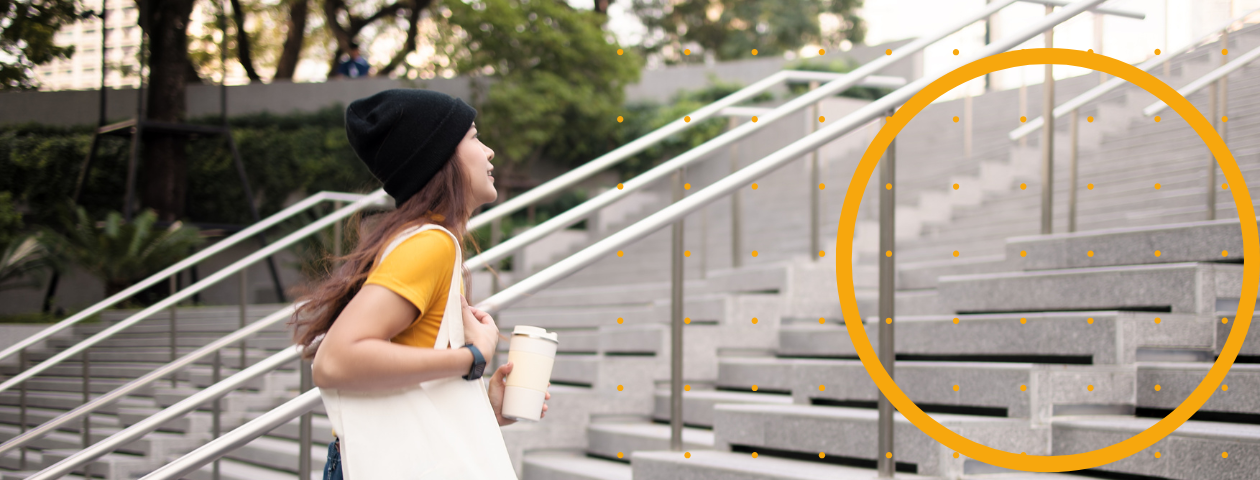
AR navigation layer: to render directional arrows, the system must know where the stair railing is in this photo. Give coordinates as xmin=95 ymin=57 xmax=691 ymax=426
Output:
xmin=116 ymin=3 xmax=1111 ymax=479
xmin=1009 ymin=8 xmax=1260 ymax=231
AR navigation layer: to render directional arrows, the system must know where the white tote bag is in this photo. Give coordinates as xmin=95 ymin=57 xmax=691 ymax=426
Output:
xmin=317 ymin=223 xmax=518 ymax=479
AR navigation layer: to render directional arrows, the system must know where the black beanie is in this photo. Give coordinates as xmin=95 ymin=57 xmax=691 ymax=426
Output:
xmin=345 ymin=89 xmax=478 ymax=207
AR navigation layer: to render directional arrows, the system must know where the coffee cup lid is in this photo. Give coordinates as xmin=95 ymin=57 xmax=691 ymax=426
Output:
xmin=512 ymin=325 xmax=558 ymax=343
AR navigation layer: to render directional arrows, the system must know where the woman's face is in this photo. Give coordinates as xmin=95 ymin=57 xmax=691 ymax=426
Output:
xmin=455 ymin=122 xmax=497 ymax=210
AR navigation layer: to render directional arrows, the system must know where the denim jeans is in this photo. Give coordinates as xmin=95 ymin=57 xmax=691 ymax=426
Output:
xmin=323 ymin=437 xmax=344 ymax=480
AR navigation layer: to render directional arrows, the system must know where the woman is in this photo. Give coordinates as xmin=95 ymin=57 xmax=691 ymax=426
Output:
xmin=289 ymin=89 xmax=548 ymax=479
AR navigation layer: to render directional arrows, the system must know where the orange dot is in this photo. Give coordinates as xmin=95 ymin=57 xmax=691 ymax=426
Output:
xmin=751 ymin=183 xmax=758 ymax=190
xmin=1020 ymin=183 xmax=1027 ymax=190
xmin=885 ymin=250 xmax=892 ymax=257
xmin=1154 ymin=317 xmax=1162 ymax=324
xmin=1020 ymin=250 xmax=1027 ymax=257
xmin=886 ymin=452 xmax=893 ymax=458
xmin=685 ymin=452 xmax=691 ymax=458
xmin=1087 ymin=317 xmax=1094 ymax=324
xmin=617 ymin=115 xmax=624 ymax=123
xmin=684 ymin=183 xmax=691 ymax=190
xmin=1087 ymin=183 xmax=1095 ymax=190
xmin=819 ymin=183 xmax=825 ymax=190
xmin=1087 ymin=116 xmax=1094 ymax=123
xmin=952 ymin=317 xmax=959 ymax=324
xmin=1222 ymin=48 xmax=1229 ymax=55
xmin=819 ymin=48 xmax=825 ymax=55
xmin=952 ymin=250 xmax=959 ymax=257
xmin=885 ymin=317 xmax=892 ymax=324
xmin=1154 ymin=116 xmax=1161 ymax=122
xmin=751 ymin=385 xmax=758 ymax=391
xmin=885 ymin=49 xmax=891 ymax=55
xmin=1223 ymin=317 xmax=1229 ymax=324
xmin=1154 ymin=250 xmax=1161 ymax=257
xmin=751 ymin=116 xmax=759 ymax=123
xmin=1223 ymin=385 xmax=1229 ymax=391
xmin=617 ymin=250 xmax=624 ymax=257
xmin=818 ymin=115 xmax=825 ymax=122
xmin=752 ymin=452 xmax=758 ymax=458
xmin=1223 ymin=183 xmax=1229 ymax=189
xmin=952 ymin=49 xmax=959 ymax=55
xmin=1087 ymin=385 xmax=1094 ymax=391
xmin=684 ymin=115 xmax=692 ymax=123
xmin=1020 ymin=318 xmax=1027 ymax=324
xmin=1155 ymin=451 xmax=1161 ymax=458
xmin=1155 ymin=183 xmax=1162 ymax=189
xmin=819 ymin=317 xmax=826 ymax=324
xmin=952 ymin=384 xmax=959 ymax=391
xmin=819 ymin=385 xmax=826 ymax=391
xmin=617 ymin=183 xmax=624 ymax=190
xmin=1087 ymin=49 xmax=1094 ymax=53
xmin=952 ymin=116 xmax=959 ymax=123
xmin=1223 ymin=452 xmax=1229 ymax=459
xmin=819 ymin=250 xmax=826 ymax=257
xmin=684 ymin=250 xmax=691 ymax=257
xmin=1155 ymin=48 xmax=1162 ymax=55
xmin=885 ymin=183 xmax=892 ymax=190
xmin=751 ymin=317 xmax=758 ymax=324
xmin=618 ymin=452 xmax=624 ymax=458
xmin=617 ymin=317 xmax=624 ymax=324
xmin=1155 ymin=384 xmax=1162 ymax=391
xmin=1020 ymin=384 xmax=1027 ymax=391
xmin=617 ymin=385 xmax=624 ymax=391
xmin=1222 ymin=116 xmax=1229 ymax=123
xmin=952 ymin=183 xmax=959 ymax=190
xmin=751 ymin=250 xmax=758 ymax=257
xmin=819 ymin=452 xmax=826 ymax=458
xmin=1020 ymin=116 xmax=1027 ymax=123
xmin=1087 ymin=250 xmax=1094 ymax=257
xmin=685 ymin=384 xmax=690 ymax=391
xmin=684 ymin=317 xmax=690 ymax=324
xmin=617 ymin=49 xmax=624 ymax=55
xmin=751 ymin=49 xmax=758 ymax=55
xmin=953 ymin=452 xmax=960 ymax=458
xmin=684 ymin=49 xmax=691 ymax=55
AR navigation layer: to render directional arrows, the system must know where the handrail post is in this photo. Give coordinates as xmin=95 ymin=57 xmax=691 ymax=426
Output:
xmin=1040 ymin=3 xmax=1056 ymax=235
xmin=729 ymin=117 xmax=742 ymax=269
xmin=1019 ymin=78 xmax=1028 ymax=148
xmin=19 ymin=348 xmax=27 ymax=470
xmin=964 ymin=90 xmax=973 ymax=158
xmin=299 ymin=359 xmax=313 ymax=479
xmin=239 ymin=269 xmax=247 ymax=370
xmin=1208 ymin=30 xmax=1228 ymax=221
xmin=876 ymin=107 xmax=896 ymax=478
xmin=669 ymin=168 xmax=684 ymax=451
xmin=169 ymin=273 xmax=178 ymax=387
xmin=1068 ymin=108 xmax=1079 ymax=232
xmin=333 ymin=200 xmax=344 ymax=264
xmin=810 ymin=80 xmax=822 ymax=262
xmin=212 ymin=349 xmax=222 ymax=480
xmin=82 ymin=347 xmax=90 ymax=449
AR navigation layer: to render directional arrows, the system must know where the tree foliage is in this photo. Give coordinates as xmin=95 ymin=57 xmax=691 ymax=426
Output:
xmin=0 ymin=0 xmax=82 ymax=90
xmin=43 ymin=207 xmax=203 ymax=297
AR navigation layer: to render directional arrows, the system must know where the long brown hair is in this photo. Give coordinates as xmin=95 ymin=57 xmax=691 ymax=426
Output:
xmin=289 ymin=154 xmax=486 ymax=359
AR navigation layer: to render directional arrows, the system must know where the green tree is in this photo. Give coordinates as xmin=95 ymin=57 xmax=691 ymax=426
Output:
xmin=435 ymin=0 xmax=642 ymax=188
xmin=0 ymin=0 xmax=82 ymax=90
xmin=44 ymin=207 xmax=203 ymax=297
xmin=629 ymin=0 xmax=865 ymax=66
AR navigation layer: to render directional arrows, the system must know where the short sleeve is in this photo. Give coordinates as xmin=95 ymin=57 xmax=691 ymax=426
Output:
xmin=363 ymin=229 xmax=458 ymax=317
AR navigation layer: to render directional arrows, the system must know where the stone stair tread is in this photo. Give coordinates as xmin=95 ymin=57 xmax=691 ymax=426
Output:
xmin=653 ymin=388 xmax=793 ymax=404
xmin=191 ymin=457 xmax=300 ymax=480
xmin=522 ymin=450 xmax=632 ymax=480
xmin=630 ymin=449 xmax=939 ymax=479
xmin=589 ymin=422 xmax=715 ymax=447
xmin=718 ymin=403 xmax=1023 ymax=425
xmin=1052 ymin=415 xmax=1260 ymax=442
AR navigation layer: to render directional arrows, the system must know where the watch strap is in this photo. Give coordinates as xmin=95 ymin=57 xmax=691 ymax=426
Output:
xmin=462 ymin=343 xmax=485 ymax=380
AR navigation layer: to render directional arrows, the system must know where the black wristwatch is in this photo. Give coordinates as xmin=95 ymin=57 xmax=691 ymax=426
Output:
xmin=462 ymin=343 xmax=486 ymax=380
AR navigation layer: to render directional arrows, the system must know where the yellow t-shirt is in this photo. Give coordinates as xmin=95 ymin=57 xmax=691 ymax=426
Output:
xmin=363 ymin=229 xmax=465 ymax=349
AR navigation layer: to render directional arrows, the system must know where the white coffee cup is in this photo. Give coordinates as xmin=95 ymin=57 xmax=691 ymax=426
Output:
xmin=501 ymin=325 xmax=559 ymax=422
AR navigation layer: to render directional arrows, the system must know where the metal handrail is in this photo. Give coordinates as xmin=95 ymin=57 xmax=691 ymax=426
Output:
xmin=0 ymin=305 xmax=300 ymax=459
xmin=1143 ymin=42 xmax=1260 ymax=116
xmin=0 ymin=190 xmax=390 ymax=396
xmin=1009 ymin=7 xmax=1260 ymax=141
xmin=0 ymin=190 xmax=381 ymax=366
xmin=462 ymin=0 xmax=1027 ymax=272
xmin=463 ymin=70 xmax=905 ymax=233
xmin=134 ymin=3 xmax=1105 ymax=478
xmin=1020 ymin=0 xmax=1144 ymax=19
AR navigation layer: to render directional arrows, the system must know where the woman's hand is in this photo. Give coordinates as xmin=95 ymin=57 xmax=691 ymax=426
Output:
xmin=488 ymin=361 xmax=550 ymax=427
xmin=461 ymin=295 xmax=499 ymax=358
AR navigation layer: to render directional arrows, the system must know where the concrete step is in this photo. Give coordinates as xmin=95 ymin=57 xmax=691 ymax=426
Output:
xmin=0 ymin=424 xmax=200 ymax=460
xmin=44 ymin=335 xmax=292 ymax=351
xmin=776 ymin=312 xmax=1216 ymax=365
xmin=186 ymin=457 xmax=303 ymax=480
xmin=937 ymin=262 xmax=1243 ymax=314
xmin=1052 ymin=415 xmax=1260 ymax=479
xmin=0 ymin=392 xmax=155 ymax=415
xmin=586 ymin=421 xmax=714 ymax=461
xmin=1136 ymin=362 xmax=1260 ymax=415
xmin=712 ymin=404 xmax=1046 ymax=478
xmin=1006 ymin=217 xmax=1254 ymax=271
xmin=220 ymin=435 xmax=324 ymax=475
xmin=651 ymin=388 xmax=793 ymax=428
xmin=631 ymin=449 xmax=941 ymax=480
xmin=36 ymin=449 xmax=155 ymax=480
xmin=720 ymin=358 xmax=1140 ymax=422
xmin=521 ymin=450 xmax=631 ymax=480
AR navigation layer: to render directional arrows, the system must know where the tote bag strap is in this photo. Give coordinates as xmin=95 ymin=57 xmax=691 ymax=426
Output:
xmin=377 ymin=224 xmax=465 ymax=351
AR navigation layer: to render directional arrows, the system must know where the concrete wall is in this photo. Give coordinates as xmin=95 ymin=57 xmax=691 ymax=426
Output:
xmin=0 ymin=40 xmax=918 ymax=127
